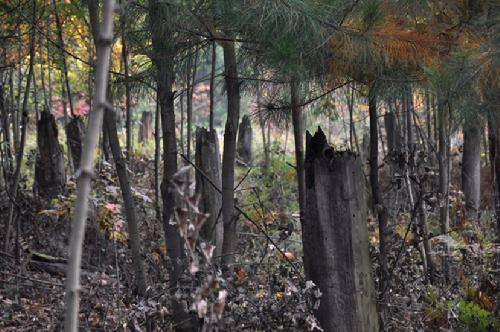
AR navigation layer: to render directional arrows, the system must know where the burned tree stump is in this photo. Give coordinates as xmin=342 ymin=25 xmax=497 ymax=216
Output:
xmin=237 ymin=114 xmax=252 ymax=166
xmin=35 ymin=111 xmax=66 ymax=198
xmin=66 ymin=117 xmax=83 ymax=170
xmin=138 ymin=111 xmax=153 ymax=143
xmin=303 ymin=128 xmax=378 ymax=332
xmin=195 ymin=127 xmax=223 ymax=256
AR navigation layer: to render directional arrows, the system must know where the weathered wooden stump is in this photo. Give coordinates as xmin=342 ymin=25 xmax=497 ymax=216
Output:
xmin=195 ymin=127 xmax=223 ymax=256
xmin=35 ymin=111 xmax=66 ymax=198
xmin=237 ymin=114 xmax=252 ymax=166
xmin=66 ymin=117 xmax=83 ymax=169
xmin=138 ymin=111 xmax=153 ymax=143
xmin=303 ymin=128 xmax=378 ymax=332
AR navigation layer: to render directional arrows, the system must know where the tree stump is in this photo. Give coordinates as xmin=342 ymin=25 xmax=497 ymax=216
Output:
xmin=462 ymin=121 xmax=481 ymax=213
xmin=237 ymin=114 xmax=252 ymax=166
xmin=138 ymin=111 xmax=153 ymax=143
xmin=34 ymin=111 xmax=66 ymax=198
xmin=303 ymin=128 xmax=378 ymax=332
xmin=195 ymin=127 xmax=223 ymax=257
xmin=65 ymin=117 xmax=83 ymax=170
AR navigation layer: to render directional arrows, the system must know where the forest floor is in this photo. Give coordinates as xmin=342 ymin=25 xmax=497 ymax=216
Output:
xmin=1 ymin=149 xmax=499 ymax=331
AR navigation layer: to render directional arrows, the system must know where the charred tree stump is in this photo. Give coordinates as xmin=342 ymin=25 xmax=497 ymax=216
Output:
xmin=138 ymin=111 xmax=153 ymax=143
xmin=462 ymin=121 xmax=482 ymax=214
xmin=66 ymin=117 xmax=83 ymax=170
xmin=35 ymin=111 xmax=66 ymax=198
xmin=303 ymin=128 xmax=378 ymax=332
xmin=237 ymin=114 xmax=252 ymax=166
xmin=195 ymin=127 xmax=223 ymax=256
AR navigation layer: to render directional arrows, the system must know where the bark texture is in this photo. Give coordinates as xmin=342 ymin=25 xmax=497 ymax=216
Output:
xmin=66 ymin=117 xmax=83 ymax=169
xmin=220 ymin=41 xmax=240 ymax=267
xmin=291 ymin=79 xmax=306 ymax=224
xmin=237 ymin=114 xmax=253 ymax=166
xmin=303 ymin=128 xmax=378 ymax=332
xmin=195 ymin=127 xmax=223 ymax=257
xmin=103 ymin=107 xmax=147 ymax=295
xmin=138 ymin=111 xmax=153 ymax=143
xmin=461 ymin=121 xmax=481 ymax=213
xmin=34 ymin=111 xmax=66 ymax=198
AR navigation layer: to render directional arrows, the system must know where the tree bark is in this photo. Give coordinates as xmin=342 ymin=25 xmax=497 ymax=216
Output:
xmin=52 ymin=0 xmax=82 ymax=171
xmin=103 ymin=107 xmax=147 ymax=295
xmin=209 ymin=41 xmax=216 ymax=131
xmin=303 ymin=128 xmax=378 ymax=332
xmin=368 ymin=86 xmax=389 ymax=294
xmin=34 ymin=111 xmax=66 ymax=198
xmin=255 ymin=77 xmax=270 ymax=170
xmin=138 ymin=111 xmax=153 ymax=143
xmin=237 ymin=114 xmax=252 ymax=166
xmin=291 ymin=79 xmax=305 ymax=225
xmin=461 ymin=121 xmax=482 ymax=214
xmin=64 ymin=2 xmax=115 ymax=330
xmin=121 ymin=12 xmax=132 ymax=161
xmin=0 ymin=82 xmax=13 ymax=185
xmin=195 ymin=127 xmax=223 ymax=257
xmin=3 ymin=2 xmax=35 ymax=252
xmin=220 ymin=40 xmax=240 ymax=268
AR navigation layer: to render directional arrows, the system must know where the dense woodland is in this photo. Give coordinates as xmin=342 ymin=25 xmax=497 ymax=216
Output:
xmin=0 ymin=0 xmax=499 ymax=331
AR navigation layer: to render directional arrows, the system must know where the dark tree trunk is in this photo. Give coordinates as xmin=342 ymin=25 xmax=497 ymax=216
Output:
xmin=291 ymin=79 xmax=305 ymax=224
xmin=209 ymin=41 xmax=216 ymax=131
xmin=368 ymin=87 xmax=389 ymax=294
xmin=461 ymin=121 xmax=482 ymax=214
xmin=255 ymin=77 xmax=270 ymax=170
xmin=66 ymin=118 xmax=83 ymax=170
xmin=303 ymin=128 xmax=378 ymax=332
xmin=4 ymin=4 xmax=35 ymax=252
xmin=220 ymin=40 xmax=240 ymax=268
xmin=154 ymin=96 xmax=161 ymax=222
xmin=0 ymin=83 xmax=13 ymax=184
xmin=237 ymin=114 xmax=252 ymax=166
xmin=438 ymin=102 xmax=450 ymax=235
xmin=103 ymin=107 xmax=147 ymax=295
xmin=195 ymin=127 xmax=223 ymax=257
xmin=121 ymin=13 xmax=132 ymax=161
xmin=53 ymin=0 xmax=82 ymax=171
xmin=138 ymin=111 xmax=153 ymax=143
xmin=102 ymin=125 xmax=111 ymax=161
xmin=186 ymin=51 xmax=198 ymax=161
xmin=34 ymin=111 xmax=66 ymax=198
xmin=149 ymin=1 xmax=190 ymax=328
xmin=438 ymin=101 xmax=451 ymax=281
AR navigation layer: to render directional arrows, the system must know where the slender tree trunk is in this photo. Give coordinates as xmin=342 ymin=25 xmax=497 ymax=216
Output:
xmin=425 ymin=90 xmax=432 ymax=152
xmin=121 ymin=13 xmax=132 ymax=161
xmin=405 ymin=85 xmax=414 ymax=167
xmin=0 ymin=82 xmax=13 ymax=183
xmin=3 ymin=3 xmax=35 ymax=252
xmin=53 ymin=0 xmax=82 ymax=170
xmin=462 ymin=121 xmax=481 ymax=215
xmin=437 ymin=100 xmax=451 ymax=282
xmin=186 ymin=53 xmax=194 ymax=161
xmin=154 ymin=96 xmax=161 ymax=222
xmin=438 ymin=102 xmax=450 ymax=235
xmin=209 ymin=41 xmax=216 ymax=132
xmin=256 ymin=78 xmax=269 ymax=170
xmin=303 ymin=128 xmax=378 ymax=332
xmin=220 ymin=40 xmax=240 ymax=268
xmin=103 ymin=107 xmax=147 ymax=295
xmin=64 ymin=2 xmax=115 ymax=330
xmin=368 ymin=86 xmax=389 ymax=295
xmin=291 ymin=79 xmax=305 ymax=225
